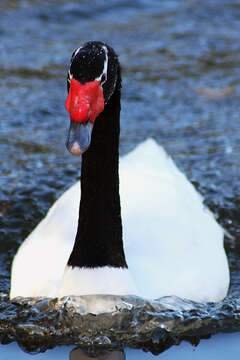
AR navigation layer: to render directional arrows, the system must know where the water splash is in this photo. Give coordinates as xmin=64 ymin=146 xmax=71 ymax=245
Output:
xmin=0 ymin=293 xmax=240 ymax=354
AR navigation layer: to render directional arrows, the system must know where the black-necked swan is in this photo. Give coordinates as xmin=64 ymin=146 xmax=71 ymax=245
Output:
xmin=10 ymin=41 xmax=229 ymax=302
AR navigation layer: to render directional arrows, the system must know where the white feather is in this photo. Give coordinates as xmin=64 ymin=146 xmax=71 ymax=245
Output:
xmin=10 ymin=139 xmax=229 ymax=302
xmin=56 ymin=266 xmax=138 ymax=298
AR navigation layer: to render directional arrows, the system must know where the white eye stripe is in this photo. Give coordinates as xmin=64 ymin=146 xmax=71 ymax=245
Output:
xmin=73 ymin=47 xmax=82 ymax=59
xmin=67 ymin=70 xmax=73 ymax=83
xmin=95 ymin=45 xmax=108 ymax=84
xmin=102 ymin=45 xmax=108 ymax=83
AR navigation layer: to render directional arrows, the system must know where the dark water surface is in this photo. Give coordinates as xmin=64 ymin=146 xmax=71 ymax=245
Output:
xmin=1 ymin=0 xmax=240 ymax=357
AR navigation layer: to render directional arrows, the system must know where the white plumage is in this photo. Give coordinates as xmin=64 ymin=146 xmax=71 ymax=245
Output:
xmin=10 ymin=138 xmax=229 ymax=302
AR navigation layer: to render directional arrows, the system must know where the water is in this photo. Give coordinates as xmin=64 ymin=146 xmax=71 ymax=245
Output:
xmin=1 ymin=0 xmax=240 ymax=357
xmin=1 ymin=332 xmax=240 ymax=359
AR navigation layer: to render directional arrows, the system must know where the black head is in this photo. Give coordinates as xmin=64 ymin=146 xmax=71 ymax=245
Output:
xmin=68 ymin=41 xmax=120 ymax=105
xmin=65 ymin=41 xmax=120 ymax=156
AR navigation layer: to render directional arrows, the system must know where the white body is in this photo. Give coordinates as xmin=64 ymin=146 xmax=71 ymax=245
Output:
xmin=10 ymin=139 xmax=229 ymax=302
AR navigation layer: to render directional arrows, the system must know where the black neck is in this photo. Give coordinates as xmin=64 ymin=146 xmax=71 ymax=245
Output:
xmin=67 ymin=74 xmax=127 ymax=269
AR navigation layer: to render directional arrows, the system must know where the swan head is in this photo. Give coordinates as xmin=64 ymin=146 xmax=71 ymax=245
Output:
xmin=65 ymin=41 xmax=120 ymax=156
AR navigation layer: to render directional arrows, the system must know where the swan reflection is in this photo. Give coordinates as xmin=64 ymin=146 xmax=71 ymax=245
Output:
xmin=70 ymin=348 xmax=125 ymax=360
